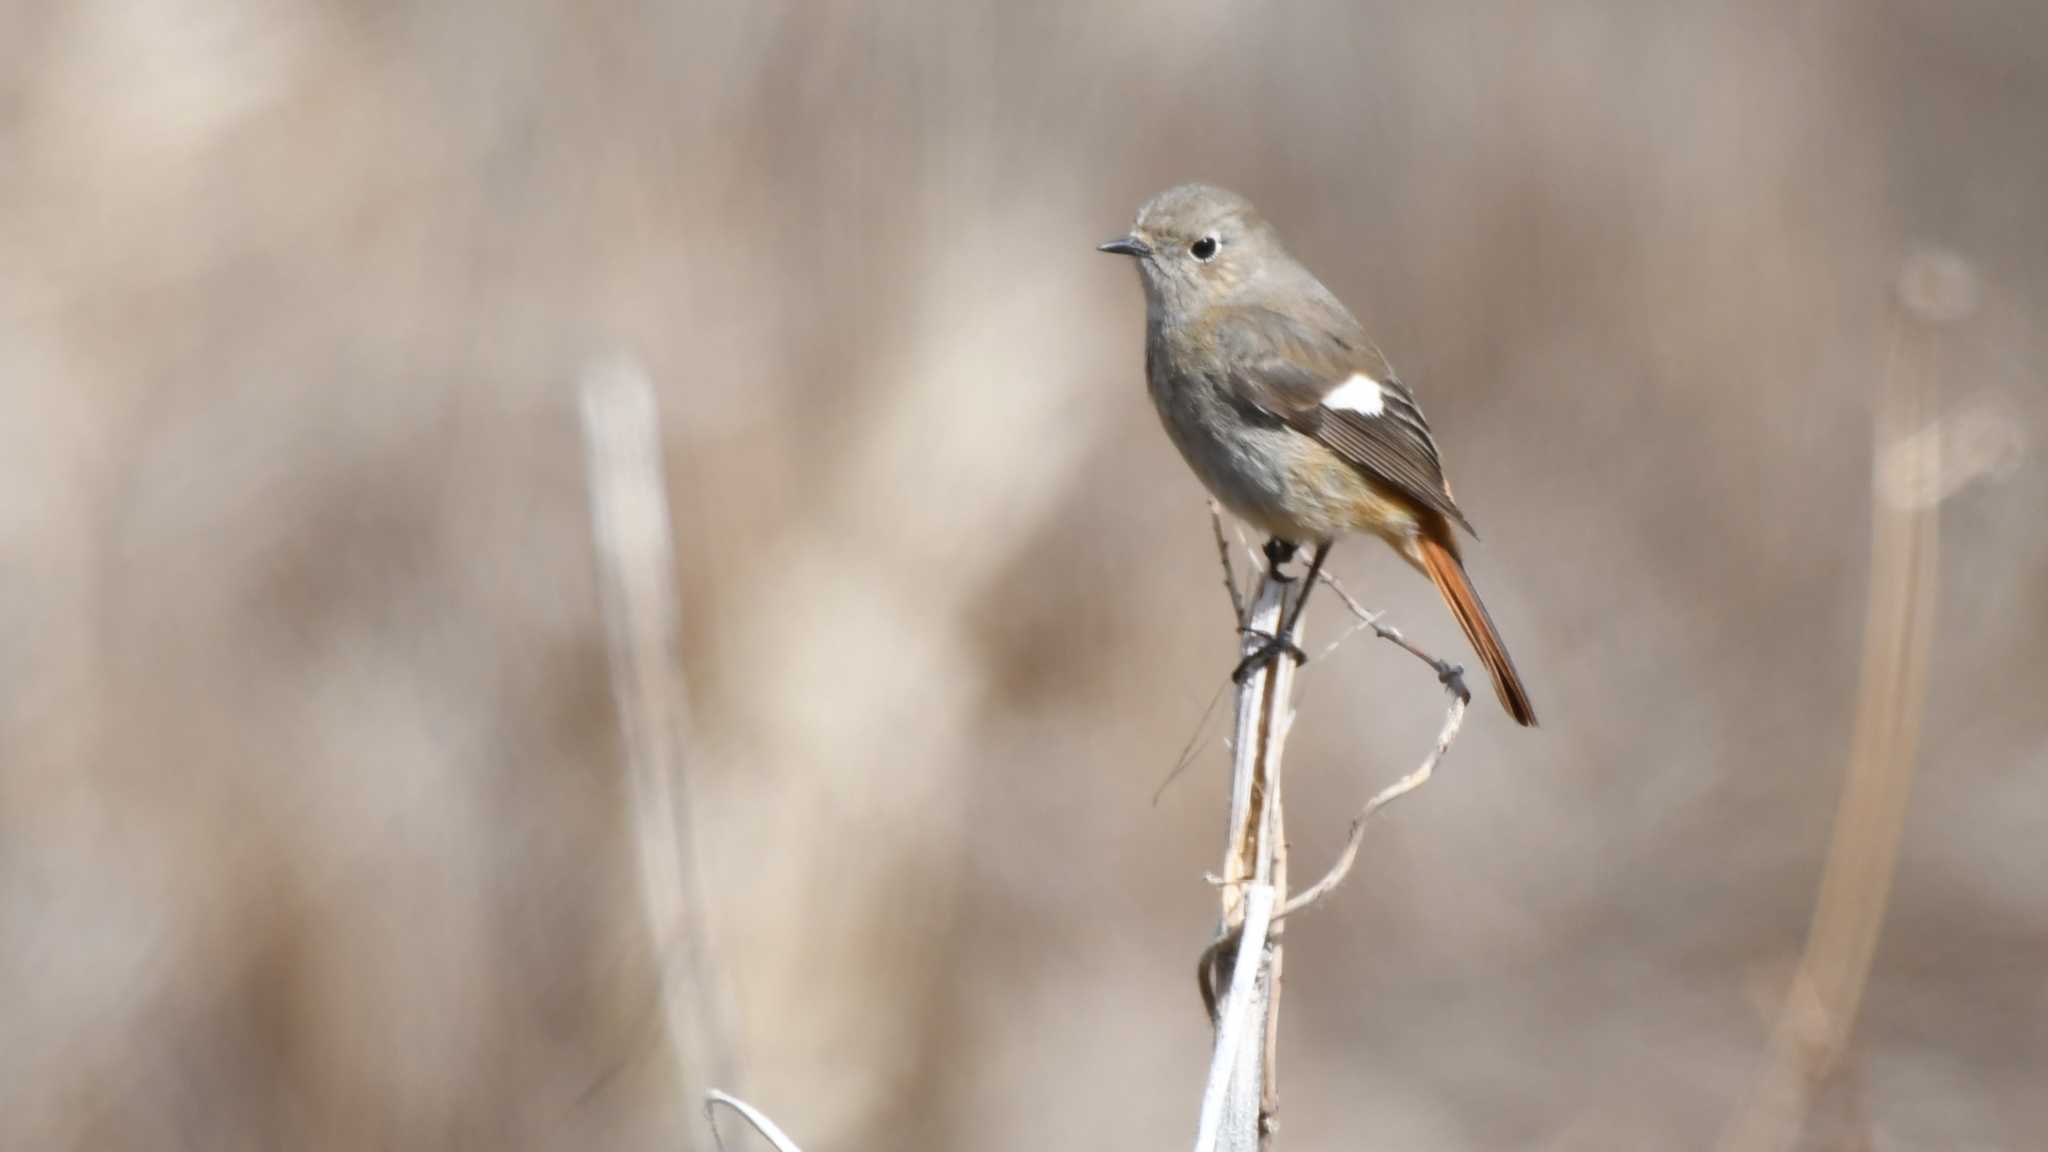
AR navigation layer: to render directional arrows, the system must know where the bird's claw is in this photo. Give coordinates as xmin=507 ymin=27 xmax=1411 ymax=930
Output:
xmin=1233 ymin=630 xmax=1308 ymax=684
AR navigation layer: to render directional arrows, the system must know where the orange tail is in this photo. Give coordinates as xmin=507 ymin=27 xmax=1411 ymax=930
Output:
xmin=1414 ymin=532 xmax=1538 ymax=727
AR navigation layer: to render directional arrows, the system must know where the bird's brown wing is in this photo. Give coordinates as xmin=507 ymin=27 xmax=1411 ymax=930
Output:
xmin=1208 ymin=302 xmax=1474 ymax=534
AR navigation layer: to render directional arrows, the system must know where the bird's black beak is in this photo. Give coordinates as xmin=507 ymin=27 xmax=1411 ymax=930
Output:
xmin=1097 ymin=235 xmax=1152 ymax=258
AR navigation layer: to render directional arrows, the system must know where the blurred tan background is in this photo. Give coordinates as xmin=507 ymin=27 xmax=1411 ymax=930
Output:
xmin=3 ymin=1 xmax=2045 ymax=1148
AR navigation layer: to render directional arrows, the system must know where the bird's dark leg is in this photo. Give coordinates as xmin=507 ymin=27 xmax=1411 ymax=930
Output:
xmin=1233 ymin=538 xmax=1322 ymax=684
xmin=1262 ymin=537 xmax=1299 ymax=577
xmin=1279 ymin=541 xmax=1331 ymax=637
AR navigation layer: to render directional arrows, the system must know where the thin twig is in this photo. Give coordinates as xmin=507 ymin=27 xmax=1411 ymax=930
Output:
xmin=1197 ymin=688 xmax=1466 ymax=995
xmin=1309 ymin=616 xmax=1378 ymax=662
xmin=1154 ymin=506 xmax=1264 ymax=807
xmin=1210 ymin=502 xmax=1247 ymax=627
xmin=705 ymin=1090 xmax=806 ymax=1152
xmin=1156 ymin=675 xmax=1234 ymax=806
xmin=1313 ymin=565 xmax=1376 ymax=621
xmin=1281 ymin=693 xmax=1467 ymax=919
xmin=1233 ymin=524 xmax=1266 ymax=580
xmin=1317 ymin=568 xmax=1458 ymax=678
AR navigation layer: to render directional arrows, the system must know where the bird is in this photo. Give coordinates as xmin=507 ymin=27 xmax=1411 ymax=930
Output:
xmin=1099 ymin=183 xmax=1537 ymax=726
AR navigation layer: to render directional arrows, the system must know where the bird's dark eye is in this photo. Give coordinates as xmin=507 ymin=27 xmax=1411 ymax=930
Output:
xmin=1190 ymin=235 xmax=1218 ymax=261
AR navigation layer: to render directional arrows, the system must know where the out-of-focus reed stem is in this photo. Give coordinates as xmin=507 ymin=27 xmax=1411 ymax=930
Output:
xmin=580 ymin=357 xmax=734 ymax=1147
xmin=1716 ymin=252 xmax=1965 ymax=1152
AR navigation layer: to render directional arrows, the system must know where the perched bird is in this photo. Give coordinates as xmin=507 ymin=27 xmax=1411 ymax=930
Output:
xmin=1100 ymin=183 xmax=1537 ymax=726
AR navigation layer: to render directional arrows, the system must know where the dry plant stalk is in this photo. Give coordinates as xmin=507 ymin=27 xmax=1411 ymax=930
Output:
xmin=1196 ymin=566 xmax=1295 ymax=1152
xmin=1194 ymin=508 xmax=1470 ymax=1152
xmin=677 ymin=497 xmax=1472 ymax=1152
xmin=580 ymin=358 xmax=735 ymax=1144
xmin=1716 ymin=259 xmax=1959 ymax=1152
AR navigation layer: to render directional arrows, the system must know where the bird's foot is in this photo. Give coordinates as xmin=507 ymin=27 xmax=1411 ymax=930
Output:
xmin=1233 ymin=629 xmax=1308 ymax=684
xmin=1433 ymin=658 xmax=1472 ymax=704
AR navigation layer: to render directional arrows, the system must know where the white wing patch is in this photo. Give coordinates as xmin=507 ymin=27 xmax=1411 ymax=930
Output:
xmin=1322 ymin=373 xmax=1385 ymax=417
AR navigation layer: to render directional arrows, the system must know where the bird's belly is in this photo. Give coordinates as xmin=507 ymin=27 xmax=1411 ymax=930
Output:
xmin=1184 ymin=429 xmax=1309 ymax=540
xmin=1149 ymin=375 xmax=1419 ymax=545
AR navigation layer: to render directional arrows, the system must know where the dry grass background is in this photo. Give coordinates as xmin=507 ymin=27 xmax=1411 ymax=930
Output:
xmin=2 ymin=1 xmax=2045 ymax=1148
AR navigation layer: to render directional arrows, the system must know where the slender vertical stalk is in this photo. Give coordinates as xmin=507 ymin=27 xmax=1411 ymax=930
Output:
xmin=1716 ymin=260 xmax=1956 ymax=1152
xmin=1199 ymin=569 xmax=1299 ymax=1152
xmin=581 ymin=358 xmax=735 ymax=1145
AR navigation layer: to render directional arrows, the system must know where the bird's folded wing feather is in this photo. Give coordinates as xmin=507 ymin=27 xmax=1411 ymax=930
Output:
xmin=1209 ymin=302 xmax=1474 ymax=534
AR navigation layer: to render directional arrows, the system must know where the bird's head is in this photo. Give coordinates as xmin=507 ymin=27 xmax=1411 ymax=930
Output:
xmin=1099 ymin=183 xmax=1283 ymax=318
